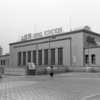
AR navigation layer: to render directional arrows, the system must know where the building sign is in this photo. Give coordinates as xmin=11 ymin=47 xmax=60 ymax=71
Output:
xmin=21 ymin=27 xmax=63 ymax=41
xmin=86 ymin=35 xmax=95 ymax=43
xmin=86 ymin=35 xmax=98 ymax=47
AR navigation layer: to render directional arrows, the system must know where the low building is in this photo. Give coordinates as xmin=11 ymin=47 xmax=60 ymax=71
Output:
xmin=0 ymin=54 xmax=9 ymax=66
xmin=1 ymin=26 xmax=100 ymax=75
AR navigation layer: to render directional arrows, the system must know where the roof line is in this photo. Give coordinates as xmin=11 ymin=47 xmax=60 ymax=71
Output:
xmin=0 ymin=55 xmax=9 ymax=57
xmin=9 ymin=29 xmax=100 ymax=45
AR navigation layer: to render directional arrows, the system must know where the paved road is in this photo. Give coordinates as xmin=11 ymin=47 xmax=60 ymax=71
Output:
xmin=0 ymin=73 xmax=100 ymax=100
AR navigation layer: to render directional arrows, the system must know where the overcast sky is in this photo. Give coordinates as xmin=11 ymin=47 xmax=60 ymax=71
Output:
xmin=0 ymin=0 xmax=100 ymax=54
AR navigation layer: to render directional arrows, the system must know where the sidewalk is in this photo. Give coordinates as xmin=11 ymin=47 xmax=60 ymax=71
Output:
xmin=0 ymin=72 xmax=100 ymax=100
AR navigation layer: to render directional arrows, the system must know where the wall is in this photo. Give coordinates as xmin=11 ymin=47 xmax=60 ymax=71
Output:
xmin=9 ymin=31 xmax=85 ymax=74
xmin=85 ymin=48 xmax=100 ymax=66
xmin=10 ymin=38 xmax=71 ymax=67
xmin=71 ymin=33 xmax=84 ymax=66
xmin=85 ymin=48 xmax=100 ymax=72
xmin=4 ymin=67 xmax=26 ymax=75
xmin=83 ymin=32 xmax=100 ymax=67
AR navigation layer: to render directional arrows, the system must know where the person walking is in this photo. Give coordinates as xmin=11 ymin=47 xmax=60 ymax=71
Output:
xmin=50 ymin=66 xmax=53 ymax=77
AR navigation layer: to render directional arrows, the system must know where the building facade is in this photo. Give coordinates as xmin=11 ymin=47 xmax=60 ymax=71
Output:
xmin=1 ymin=26 xmax=100 ymax=75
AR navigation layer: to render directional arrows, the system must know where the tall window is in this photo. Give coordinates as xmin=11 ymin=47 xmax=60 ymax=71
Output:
xmin=18 ymin=52 xmax=21 ymax=66
xmin=28 ymin=51 xmax=31 ymax=63
xmin=38 ymin=50 xmax=42 ymax=65
xmin=3 ymin=60 xmax=5 ymax=65
xmin=23 ymin=52 xmax=26 ymax=65
xmin=58 ymin=48 xmax=63 ymax=65
xmin=8 ymin=60 xmax=9 ymax=65
xmin=33 ymin=51 xmax=36 ymax=65
xmin=1 ymin=60 xmax=2 ymax=65
xmin=51 ymin=49 xmax=55 ymax=65
xmin=91 ymin=54 xmax=95 ymax=64
xmin=85 ymin=55 xmax=89 ymax=64
xmin=44 ymin=49 xmax=48 ymax=65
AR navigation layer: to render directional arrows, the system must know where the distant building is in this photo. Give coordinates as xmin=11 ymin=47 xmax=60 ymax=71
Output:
xmin=0 ymin=54 xmax=9 ymax=66
xmin=0 ymin=46 xmax=3 ymax=55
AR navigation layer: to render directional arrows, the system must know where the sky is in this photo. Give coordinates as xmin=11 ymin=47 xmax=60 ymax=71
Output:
xmin=0 ymin=0 xmax=100 ymax=54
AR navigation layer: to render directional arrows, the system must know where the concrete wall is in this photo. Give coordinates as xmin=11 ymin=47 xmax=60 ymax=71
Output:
xmin=4 ymin=67 xmax=26 ymax=75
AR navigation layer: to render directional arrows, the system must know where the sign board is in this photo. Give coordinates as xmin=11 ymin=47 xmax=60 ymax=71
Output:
xmin=28 ymin=63 xmax=35 ymax=69
xmin=87 ymin=35 xmax=95 ymax=43
xmin=86 ymin=35 xmax=98 ymax=47
xmin=20 ymin=27 xmax=63 ymax=41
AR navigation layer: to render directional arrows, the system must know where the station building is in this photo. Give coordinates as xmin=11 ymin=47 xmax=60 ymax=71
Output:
xmin=1 ymin=26 xmax=100 ymax=75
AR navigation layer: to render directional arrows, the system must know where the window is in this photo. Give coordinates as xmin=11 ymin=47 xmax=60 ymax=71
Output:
xmin=18 ymin=52 xmax=21 ymax=66
xmin=51 ymin=49 xmax=55 ymax=65
xmin=28 ymin=51 xmax=31 ymax=63
xmin=91 ymin=54 xmax=95 ymax=64
xmin=8 ymin=60 xmax=9 ymax=65
xmin=44 ymin=49 xmax=48 ymax=65
xmin=33 ymin=51 xmax=36 ymax=65
xmin=23 ymin=52 xmax=26 ymax=65
xmin=1 ymin=60 xmax=2 ymax=65
xmin=58 ymin=48 xmax=63 ymax=65
xmin=3 ymin=60 xmax=5 ymax=65
xmin=38 ymin=50 xmax=42 ymax=65
xmin=85 ymin=55 xmax=89 ymax=64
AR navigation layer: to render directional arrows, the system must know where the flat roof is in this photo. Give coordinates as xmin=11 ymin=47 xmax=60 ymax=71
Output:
xmin=0 ymin=54 xmax=9 ymax=57
xmin=9 ymin=29 xmax=100 ymax=45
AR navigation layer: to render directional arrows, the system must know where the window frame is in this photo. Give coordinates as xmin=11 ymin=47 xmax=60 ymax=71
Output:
xmin=33 ymin=51 xmax=36 ymax=65
xmin=38 ymin=50 xmax=42 ymax=65
xmin=91 ymin=54 xmax=96 ymax=64
xmin=58 ymin=48 xmax=63 ymax=65
xmin=23 ymin=52 xmax=26 ymax=65
xmin=18 ymin=52 xmax=21 ymax=66
xmin=51 ymin=49 xmax=55 ymax=65
xmin=28 ymin=51 xmax=31 ymax=63
xmin=85 ymin=55 xmax=89 ymax=64
xmin=44 ymin=49 xmax=48 ymax=65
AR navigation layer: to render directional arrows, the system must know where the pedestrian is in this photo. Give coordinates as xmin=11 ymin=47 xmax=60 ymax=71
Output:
xmin=50 ymin=66 xmax=53 ymax=77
